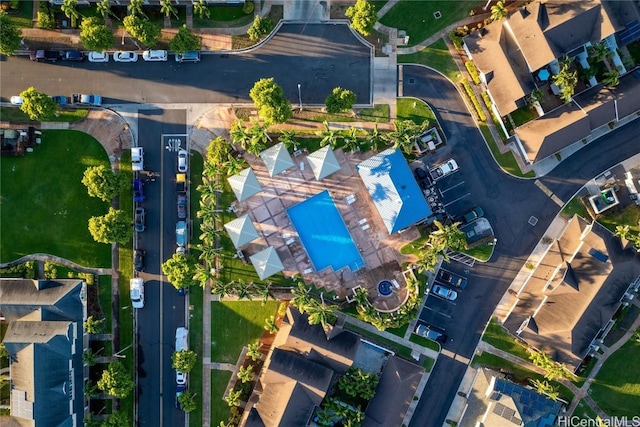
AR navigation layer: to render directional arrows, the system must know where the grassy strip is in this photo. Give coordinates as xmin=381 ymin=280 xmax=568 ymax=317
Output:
xmin=478 ymin=123 xmax=535 ymax=178
xmin=188 ymin=285 xmax=204 ymax=427
xmin=461 ymin=243 xmax=493 ymax=262
xmin=597 ymin=204 xmax=640 ymax=234
xmin=397 ymin=39 xmax=461 ymax=82
xmin=561 ymin=196 xmax=589 ymax=220
xmin=210 ymin=370 xmax=233 ymax=425
xmin=460 ymin=80 xmax=486 ymax=122
xmin=0 ymin=106 xmax=89 ymax=123
xmin=396 ymin=97 xmax=436 ymax=126
xmin=482 ymin=318 xmax=531 ymax=361
xmin=356 ymin=104 xmax=390 ymax=122
xmin=422 ymin=356 xmax=435 ymax=373
xmin=0 ymin=130 xmax=111 ymax=266
xmin=409 ymin=333 xmax=441 ymax=353
xmin=210 ymin=301 xmax=278 ymax=363
xmin=343 ymin=323 xmax=413 ymax=359
xmin=98 ymin=275 xmax=113 ymax=333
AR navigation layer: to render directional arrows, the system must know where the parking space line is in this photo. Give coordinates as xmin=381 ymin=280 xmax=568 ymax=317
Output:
xmin=443 ymin=193 xmax=471 ymax=207
xmin=534 ymin=179 xmax=564 ymax=207
xmin=423 ymin=305 xmax=453 ymax=318
xmin=439 ymin=181 xmax=466 ymax=193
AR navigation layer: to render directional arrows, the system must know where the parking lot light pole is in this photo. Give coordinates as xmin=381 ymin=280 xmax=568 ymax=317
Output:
xmin=297 ymin=83 xmax=302 ymax=112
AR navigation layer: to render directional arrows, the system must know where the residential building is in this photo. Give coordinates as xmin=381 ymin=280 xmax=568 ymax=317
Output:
xmin=502 ymin=215 xmax=640 ymax=372
xmin=463 ymin=0 xmax=640 ymax=164
xmin=0 ymin=279 xmax=87 ymax=427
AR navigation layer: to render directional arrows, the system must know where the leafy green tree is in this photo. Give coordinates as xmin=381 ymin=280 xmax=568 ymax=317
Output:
xmin=386 ymin=119 xmax=419 ymax=154
xmin=81 ymin=165 xmax=128 ymax=201
xmin=247 ymin=15 xmax=274 ymax=42
xmin=345 ymin=0 xmax=377 ymax=36
xmin=230 ymin=119 xmax=251 ymax=148
xmin=490 ymin=1 xmax=508 ymax=22
xmin=530 ymin=378 xmax=559 ymax=401
xmin=80 ymin=17 xmax=114 ymax=52
xmin=337 ymin=367 xmax=379 ymax=400
xmin=0 ymin=343 xmax=9 ymax=359
xmin=160 ymin=0 xmax=179 ymax=19
xmin=37 ymin=3 xmax=56 ymax=29
xmin=552 ymin=56 xmax=578 ymax=103
xmin=249 ymin=78 xmax=292 ymax=125
xmin=325 ymin=87 xmax=357 ymax=114
xmin=169 ymin=24 xmax=201 ymax=54
xmin=61 ymin=0 xmax=81 ymax=28
xmin=194 ymin=0 xmax=210 ymax=19
xmin=278 ymin=130 xmax=299 ymax=151
xmin=602 ymin=68 xmax=620 ymax=87
xmin=224 ymin=389 xmax=242 ymax=407
xmin=588 ymin=41 xmax=613 ymax=62
xmin=162 ymin=252 xmax=198 ymax=290
xmin=342 ymin=126 xmax=361 ymax=152
xmin=97 ymin=361 xmax=134 ymax=398
xmin=316 ymin=120 xmax=342 ymax=149
xmin=83 ymin=315 xmax=105 ymax=334
xmin=102 ymin=410 xmax=130 ymax=427
xmin=127 ymin=0 xmax=146 ymax=18
xmin=19 ymin=87 xmax=57 ymax=121
xmin=0 ymin=10 xmax=22 ymax=55
xmin=367 ymin=123 xmax=387 ymax=152
xmin=237 ymin=365 xmax=254 ymax=383
xmin=88 ymin=207 xmax=132 ymax=245
xmin=178 ymin=389 xmax=197 ymax=413
xmin=172 ymin=349 xmax=197 ymax=373
xmin=82 ymin=348 xmax=98 ymax=366
xmin=123 ymin=15 xmax=160 ymax=46
xmin=97 ymin=0 xmax=118 ymax=21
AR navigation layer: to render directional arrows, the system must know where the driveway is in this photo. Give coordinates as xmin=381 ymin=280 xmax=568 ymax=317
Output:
xmin=0 ymin=24 xmax=371 ymax=105
xmin=401 ymin=65 xmax=640 ymax=427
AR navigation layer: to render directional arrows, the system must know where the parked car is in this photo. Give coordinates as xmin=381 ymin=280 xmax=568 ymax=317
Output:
xmin=414 ymin=167 xmax=428 ymax=183
xmin=176 ymin=370 xmax=187 ymax=385
xmin=63 ymin=51 xmax=84 ymax=61
xmin=131 ymin=147 xmax=144 ymax=171
xmin=175 ymin=384 xmax=186 ymax=410
xmin=415 ymin=324 xmax=448 ymax=343
xmin=134 ymin=207 xmax=146 ymax=232
xmin=142 ymin=50 xmax=168 ymax=61
xmin=72 ymin=93 xmax=102 ymax=106
xmin=430 ymin=158 xmax=459 ymax=180
xmin=88 ymin=51 xmax=109 ymax=63
xmin=176 ymin=221 xmax=187 ymax=246
xmin=50 ymin=95 xmax=69 ymax=106
xmin=462 ymin=206 xmax=484 ymax=224
xmin=431 ymin=284 xmax=458 ymax=301
xmin=30 ymin=50 xmax=59 ymax=62
xmin=177 ymin=193 xmax=187 ymax=219
xmin=175 ymin=51 xmax=200 ymax=63
xmin=134 ymin=249 xmax=145 ymax=272
xmin=130 ymin=278 xmax=144 ymax=309
xmin=133 ymin=179 xmax=144 ymax=202
xmin=177 ymin=149 xmax=188 ymax=173
xmin=436 ymin=269 xmax=468 ymax=289
xmin=10 ymin=96 xmax=23 ymax=105
xmin=175 ymin=327 xmax=188 ymax=352
xmin=113 ymin=51 xmax=138 ymax=63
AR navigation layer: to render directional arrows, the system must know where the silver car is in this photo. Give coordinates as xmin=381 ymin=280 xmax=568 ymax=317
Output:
xmin=113 ymin=51 xmax=139 ymax=63
xmin=431 ymin=284 xmax=458 ymax=301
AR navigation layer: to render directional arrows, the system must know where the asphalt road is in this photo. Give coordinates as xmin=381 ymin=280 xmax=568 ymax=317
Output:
xmin=135 ymin=109 xmax=187 ymax=427
xmin=0 ymin=24 xmax=371 ymax=105
xmin=402 ymin=65 xmax=640 ymax=427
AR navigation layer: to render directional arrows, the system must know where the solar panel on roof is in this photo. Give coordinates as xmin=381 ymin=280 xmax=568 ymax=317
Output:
xmin=523 ymin=406 xmax=534 ymax=417
xmin=503 ymin=408 xmax=516 ymax=419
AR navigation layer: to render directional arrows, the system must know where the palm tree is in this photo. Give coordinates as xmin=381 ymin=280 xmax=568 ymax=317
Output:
xmin=160 ymin=0 xmax=179 ymax=20
xmin=278 ymin=129 xmax=299 ymax=151
xmin=602 ymin=68 xmax=620 ymax=87
xmin=306 ymin=302 xmax=338 ymax=329
xmin=342 ymin=126 xmax=361 ymax=152
xmin=264 ymin=315 xmax=279 ymax=333
xmin=223 ymin=154 xmax=246 ymax=176
xmin=82 ymin=348 xmax=98 ymax=366
xmin=588 ymin=41 xmax=613 ymax=63
xmin=247 ymin=120 xmax=271 ymax=155
xmin=128 ymin=0 xmax=146 ymax=19
xmin=430 ymin=220 xmax=466 ymax=252
xmin=247 ymin=341 xmax=262 ymax=361
xmin=230 ymin=119 xmax=250 ymax=150
xmin=84 ymin=315 xmax=105 ymax=334
xmin=415 ymin=248 xmax=439 ymax=273
xmin=291 ymin=283 xmax=315 ymax=313
xmin=193 ymin=262 xmax=217 ymax=287
xmin=232 ymin=278 xmax=252 ymax=300
xmin=251 ymin=281 xmax=273 ymax=304
xmin=530 ymin=379 xmax=559 ymax=401
xmin=211 ymin=279 xmax=235 ymax=298
xmin=316 ymin=120 xmax=342 ymax=149
xmin=61 ymin=0 xmax=81 ymax=28
xmin=490 ymin=1 xmax=508 ymax=22
xmin=237 ymin=365 xmax=255 ymax=383
xmin=615 ymin=224 xmax=630 ymax=239
xmin=388 ymin=120 xmax=419 ymax=154
xmin=97 ymin=0 xmax=118 ymax=21
xmin=367 ymin=123 xmax=387 ymax=152
xmin=193 ymin=0 xmax=210 ymax=19
xmin=224 ymin=389 xmax=242 ymax=407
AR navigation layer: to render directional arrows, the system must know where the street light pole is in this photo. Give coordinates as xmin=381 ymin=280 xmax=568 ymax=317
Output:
xmin=121 ymin=30 xmax=125 ymax=46
xmin=113 ymin=344 xmax=132 ymax=359
xmin=297 ymin=83 xmax=302 ymax=112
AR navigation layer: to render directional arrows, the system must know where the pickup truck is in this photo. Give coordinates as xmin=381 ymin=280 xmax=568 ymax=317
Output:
xmin=72 ymin=93 xmax=102 ymax=106
xmin=131 ymin=147 xmax=144 ymax=172
xmin=176 ymin=173 xmax=186 ymax=192
xmin=30 ymin=50 xmax=60 ymax=62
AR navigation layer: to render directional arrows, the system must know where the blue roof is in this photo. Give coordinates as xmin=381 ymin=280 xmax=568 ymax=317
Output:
xmin=357 ymin=149 xmax=431 ymax=234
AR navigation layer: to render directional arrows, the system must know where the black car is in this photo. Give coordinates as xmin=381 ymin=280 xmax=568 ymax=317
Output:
xmin=177 ymin=193 xmax=187 ymax=219
xmin=63 ymin=51 xmax=84 ymax=61
xmin=30 ymin=50 xmax=59 ymax=62
xmin=414 ymin=167 xmax=428 ymax=182
xmin=134 ymin=249 xmax=145 ymax=272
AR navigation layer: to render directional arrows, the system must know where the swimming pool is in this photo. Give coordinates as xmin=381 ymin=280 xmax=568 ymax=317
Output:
xmin=287 ymin=190 xmax=364 ymax=272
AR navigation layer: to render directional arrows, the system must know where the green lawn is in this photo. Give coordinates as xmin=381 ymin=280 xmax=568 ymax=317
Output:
xmin=98 ymin=275 xmax=113 ymax=333
xmin=597 ymin=204 xmax=640 ymax=234
xmin=356 ymin=104 xmax=390 ymax=122
xmin=461 ymin=243 xmax=494 ymax=262
xmin=6 ymin=1 xmax=34 ymax=28
xmin=509 ymin=106 xmax=538 ymax=127
xmin=561 ymin=196 xmax=589 ymax=220
xmin=193 ymin=5 xmax=254 ymax=28
xmin=397 ymin=39 xmax=462 ymax=82
xmin=482 ymin=318 xmax=531 ymax=361
xmin=210 ymin=301 xmax=278 ymax=363
xmin=188 ymin=285 xmax=204 ymax=427
xmin=409 ymin=333 xmax=441 ymax=352
xmin=396 ymin=97 xmax=436 ymax=126
xmin=0 ymin=107 xmax=89 ymax=123
xmin=379 ymin=1 xmax=478 ymax=47
xmin=0 ymin=130 xmax=112 ymax=267
xmin=422 ymin=356 xmax=435 ymax=372
xmin=478 ymin=123 xmax=535 ymax=178
xmin=589 ymin=337 xmax=640 ymax=417
xmin=210 ymin=370 xmax=233 ymax=425
xmin=573 ymin=399 xmax=598 ymax=420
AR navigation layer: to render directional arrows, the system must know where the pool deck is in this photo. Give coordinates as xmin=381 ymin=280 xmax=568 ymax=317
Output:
xmin=231 ymin=147 xmax=421 ymax=311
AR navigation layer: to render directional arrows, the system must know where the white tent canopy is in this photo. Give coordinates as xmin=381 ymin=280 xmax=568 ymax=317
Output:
xmin=260 ymin=142 xmax=294 ymax=177
xmin=306 ymin=146 xmax=341 ymax=180
xmin=228 ymin=168 xmax=262 ymax=202
xmin=224 ymin=215 xmax=259 ymax=248
xmin=250 ymin=246 xmax=284 ymax=280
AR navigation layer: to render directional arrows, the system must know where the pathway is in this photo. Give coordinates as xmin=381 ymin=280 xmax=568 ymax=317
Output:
xmin=0 ymin=253 xmax=111 ymax=274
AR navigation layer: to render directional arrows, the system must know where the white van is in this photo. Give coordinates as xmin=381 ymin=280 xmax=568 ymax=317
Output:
xmin=130 ymin=278 xmax=144 ymax=309
xmin=131 ymin=147 xmax=144 ymax=171
xmin=175 ymin=327 xmax=188 ymax=351
xmin=142 ymin=50 xmax=168 ymax=62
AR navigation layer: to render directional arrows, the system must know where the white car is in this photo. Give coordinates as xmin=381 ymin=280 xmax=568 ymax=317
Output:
xmin=113 ymin=51 xmax=139 ymax=63
xmin=176 ymin=370 xmax=187 ymax=385
xmin=130 ymin=278 xmax=145 ymax=309
xmin=177 ymin=149 xmax=188 ymax=173
xmin=431 ymin=284 xmax=458 ymax=301
xmin=430 ymin=158 xmax=459 ymax=180
xmin=10 ymin=96 xmax=23 ymax=105
xmin=88 ymin=51 xmax=109 ymax=63
xmin=175 ymin=327 xmax=188 ymax=352
xmin=142 ymin=50 xmax=168 ymax=61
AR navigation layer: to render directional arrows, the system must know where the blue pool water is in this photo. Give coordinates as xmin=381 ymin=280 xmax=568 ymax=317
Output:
xmin=287 ymin=190 xmax=364 ymax=272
